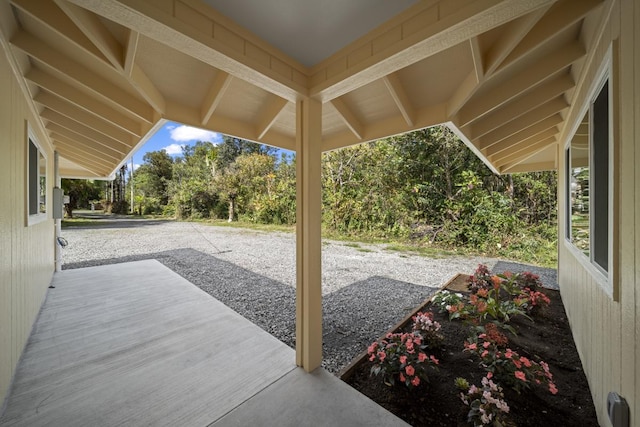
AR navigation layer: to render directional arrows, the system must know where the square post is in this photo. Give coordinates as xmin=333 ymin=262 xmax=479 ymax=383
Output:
xmin=295 ymin=97 xmax=323 ymax=371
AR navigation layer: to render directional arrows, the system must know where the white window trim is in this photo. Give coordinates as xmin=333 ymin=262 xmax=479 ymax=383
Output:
xmin=563 ymin=44 xmax=616 ymax=300
xmin=26 ymin=124 xmax=47 ymax=226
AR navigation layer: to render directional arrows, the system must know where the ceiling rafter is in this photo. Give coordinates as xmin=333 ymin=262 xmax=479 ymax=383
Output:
xmin=51 ymin=140 xmax=115 ymax=169
xmin=9 ymin=0 xmax=107 ymax=62
xmin=465 ymin=73 xmax=573 ymax=139
xmin=497 ymin=0 xmax=604 ymax=73
xmin=200 ymin=71 xmax=233 ymax=125
xmin=456 ymin=40 xmax=585 ymax=127
xmin=491 ymin=134 xmax=556 ymax=164
xmin=124 ymin=30 xmax=139 ymax=77
xmin=330 ymin=97 xmax=364 ymax=141
xmin=469 ymin=37 xmax=484 ymax=81
xmin=40 ymin=108 xmax=133 ymax=145
xmin=383 ymin=72 xmax=415 ymax=127
xmin=52 ymin=135 xmax=120 ymax=164
xmin=481 ymin=114 xmax=562 ymax=153
xmin=11 ymin=31 xmax=154 ymax=123
xmin=483 ymin=6 xmax=550 ymax=76
xmin=34 ymin=91 xmax=141 ymax=138
xmin=255 ymin=96 xmax=288 ymax=140
xmin=53 ymin=0 xmax=124 ymax=70
xmin=473 ymin=96 xmax=568 ymax=147
xmin=24 ymin=69 xmax=142 ymax=136
xmin=52 ymin=131 xmax=121 ymax=160
xmin=46 ymin=122 xmax=130 ymax=155
xmin=497 ymin=139 xmax=556 ymax=170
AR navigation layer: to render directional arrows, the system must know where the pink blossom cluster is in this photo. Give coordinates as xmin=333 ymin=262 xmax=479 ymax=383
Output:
xmin=460 ymin=375 xmax=510 ymax=426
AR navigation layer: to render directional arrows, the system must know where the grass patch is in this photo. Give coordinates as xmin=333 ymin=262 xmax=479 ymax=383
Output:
xmin=61 ymin=219 xmax=101 ymax=228
xmin=356 ymin=248 xmax=373 ymax=253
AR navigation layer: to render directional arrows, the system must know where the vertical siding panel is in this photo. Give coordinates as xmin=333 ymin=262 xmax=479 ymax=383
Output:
xmin=632 ymin=0 xmax=639 ymax=422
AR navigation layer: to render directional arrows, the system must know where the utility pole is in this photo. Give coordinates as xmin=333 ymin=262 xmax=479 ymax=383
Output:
xmin=130 ymin=157 xmax=134 ymax=214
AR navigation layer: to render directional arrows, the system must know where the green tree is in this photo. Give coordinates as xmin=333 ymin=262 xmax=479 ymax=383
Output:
xmin=61 ymin=179 xmax=103 ymax=218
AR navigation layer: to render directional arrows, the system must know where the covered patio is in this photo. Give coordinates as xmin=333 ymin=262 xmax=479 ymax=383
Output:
xmin=0 ymin=259 xmax=407 ymax=426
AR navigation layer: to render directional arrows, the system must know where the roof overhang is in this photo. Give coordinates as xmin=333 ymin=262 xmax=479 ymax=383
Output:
xmin=0 ymin=0 xmax=608 ymax=178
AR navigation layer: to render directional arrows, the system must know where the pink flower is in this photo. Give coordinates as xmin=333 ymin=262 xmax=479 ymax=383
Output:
xmin=467 ymin=343 xmax=477 ymax=351
xmin=399 ymin=373 xmax=406 ymax=382
xmin=505 ymin=349 xmax=513 ymax=359
xmin=481 ymin=350 xmax=489 ymax=358
xmin=411 ymin=376 xmax=420 ymax=387
xmin=418 ymin=353 xmax=427 ymax=362
xmin=486 ymin=372 xmax=493 ymax=379
xmin=399 ymin=355 xmax=407 ymax=364
xmin=514 ymin=371 xmax=527 ymax=382
xmin=367 ymin=342 xmax=378 ymax=354
xmin=369 ymin=354 xmax=375 ymax=362
xmin=377 ymin=351 xmax=386 ymax=362
xmin=430 ymin=355 xmax=439 ymax=364
xmin=405 ymin=365 xmax=415 ymax=376
xmin=483 ymin=341 xmax=491 ymax=349
xmin=520 ymin=357 xmax=532 ymax=368
xmin=549 ymin=382 xmax=558 ymax=395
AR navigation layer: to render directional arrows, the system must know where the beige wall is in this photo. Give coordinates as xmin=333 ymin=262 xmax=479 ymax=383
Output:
xmin=558 ymin=0 xmax=637 ymax=425
xmin=0 ymin=46 xmax=55 ymax=407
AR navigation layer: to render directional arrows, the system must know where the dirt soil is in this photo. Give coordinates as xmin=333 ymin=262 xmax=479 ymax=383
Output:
xmin=343 ymin=275 xmax=598 ymax=427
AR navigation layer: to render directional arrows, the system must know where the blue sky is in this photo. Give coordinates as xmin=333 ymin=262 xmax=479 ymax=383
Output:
xmin=131 ymin=121 xmax=292 ymax=169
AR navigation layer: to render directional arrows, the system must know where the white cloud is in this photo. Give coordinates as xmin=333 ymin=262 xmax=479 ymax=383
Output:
xmin=163 ymin=143 xmax=184 ymax=155
xmin=133 ymin=163 xmax=141 ymax=171
xmin=165 ymin=124 xmax=176 ymax=130
xmin=169 ymin=125 xmax=221 ymax=143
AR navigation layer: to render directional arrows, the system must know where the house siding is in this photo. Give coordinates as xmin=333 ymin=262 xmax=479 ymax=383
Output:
xmin=0 ymin=46 xmax=55 ymax=408
xmin=558 ymin=0 xmax=637 ymax=425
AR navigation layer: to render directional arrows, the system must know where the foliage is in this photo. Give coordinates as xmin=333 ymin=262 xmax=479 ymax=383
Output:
xmin=368 ymin=331 xmax=440 ymax=389
xmin=61 ymin=179 xmax=103 ymax=218
xmin=457 ymin=375 xmax=511 ymax=427
xmin=411 ymin=311 xmax=444 ymax=348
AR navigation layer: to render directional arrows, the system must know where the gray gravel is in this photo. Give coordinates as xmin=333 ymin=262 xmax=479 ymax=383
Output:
xmin=61 ymin=214 xmax=556 ymax=373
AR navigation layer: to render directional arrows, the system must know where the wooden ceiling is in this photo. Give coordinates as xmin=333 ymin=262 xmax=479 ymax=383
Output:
xmin=0 ymin=0 xmax=607 ymax=178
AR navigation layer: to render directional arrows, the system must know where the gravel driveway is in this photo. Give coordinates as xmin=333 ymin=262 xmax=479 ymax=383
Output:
xmin=61 ymin=214 xmax=556 ymax=373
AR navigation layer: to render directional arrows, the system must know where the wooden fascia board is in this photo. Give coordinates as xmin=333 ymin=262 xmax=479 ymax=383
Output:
xmin=383 ymin=73 xmax=415 ymax=127
xmin=309 ymin=0 xmax=554 ymax=102
xmin=41 ymin=107 xmax=134 ymax=146
xmin=68 ymin=0 xmax=307 ymax=103
xmin=54 ymin=0 xmax=124 ymax=70
xmin=498 ymin=0 xmax=604 ymax=73
xmin=473 ymin=96 xmax=568 ymax=147
xmin=456 ymin=40 xmax=585 ymax=127
xmin=255 ymin=95 xmax=289 ymax=140
xmin=11 ymin=30 xmax=154 ymax=123
xmin=465 ymin=73 xmax=573 ymax=139
xmin=35 ymin=91 xmax=140 ymax=139
xmin=25 ymin=69 xmax=143 ymax=136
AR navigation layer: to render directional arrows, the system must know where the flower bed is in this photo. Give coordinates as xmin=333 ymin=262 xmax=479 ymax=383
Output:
xmin=341 ymin=266 xmax=598 ymax=427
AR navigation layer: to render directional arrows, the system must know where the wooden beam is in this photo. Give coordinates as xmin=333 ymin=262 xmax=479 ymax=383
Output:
xmin=25 ymin=69 xmax=143 ymax=136
xmin=480 ymin=114 xmax=561 ymax=152
xmin=53 ymin=136 xmax=120 ymax=163
xmin=469 ymin=36 xmax=484 ymax=81
xmin=54 ymin=0 xmax=124 ymax=70
xmin=46 ymin=123 xmax=130 ymax=155
xmin=465 ymin=73 xmax=573 ymax=139
xmin=255 ymin=96 xmax=288 ymax=140
xmin=200 ymin=71 xmax=232 ymax=125
xmin=34 ymin=91 xmax=141 ymax=138
xmin=501 ymin=160 xmax=556 ymax=173
xmin=483 ymin=6 xmax=550 ymax=75
xmin=41 ymin=108 xmax=134 ymax=146
xmin=491 ymin=135 xmax=556 ymax=164
xmin=124 ymin=29 xmax=139 ymax=77
xmin=474 ymin=96 xmax=567 ymax=147
xmin=130 ymin=63 xmax=166 ymax=114
xmin=446 ymin=70 xmax=480 ymax=119
xmin=330 ymin=97 xmax=364 ymax=140
xmin=9 ymin=0 xmax=107 ymax=62
xmin=11 ymin=30 xmax=154 ymax=122
xmin=498 ymin=0 xmax=604 ymax=72
xmin=457 ymin=41 xmax=585 ymax=126
xmin=52 ymin=142 xmax=115 ymax=170
xmin=497 ymin=140 xmax=556 ymax=170
xmin=488 ymin=127 xmax=557 ymax=159
xmin=383 ymin=73 xmax=415 ymax=127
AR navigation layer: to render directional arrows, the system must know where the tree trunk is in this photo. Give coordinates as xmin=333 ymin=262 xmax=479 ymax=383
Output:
xmin=228 ymin=196 xmax=236 ymax=222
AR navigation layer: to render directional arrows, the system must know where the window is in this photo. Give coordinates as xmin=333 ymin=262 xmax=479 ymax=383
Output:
xmin=27 ymin=127 xmax=47 ymax=225
xmin=565 ymin=51 xmax=616 ymax=298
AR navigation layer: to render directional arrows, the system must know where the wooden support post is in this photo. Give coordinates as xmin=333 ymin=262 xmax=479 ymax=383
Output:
xmin=295 ymin=97 xmax=323 ymax=372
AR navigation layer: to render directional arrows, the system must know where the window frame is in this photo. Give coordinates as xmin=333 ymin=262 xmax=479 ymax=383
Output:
xmin=563 ymin=45 xmax=618 ymax=299
xmin=26 ymin=124 xmax=47 ymax=226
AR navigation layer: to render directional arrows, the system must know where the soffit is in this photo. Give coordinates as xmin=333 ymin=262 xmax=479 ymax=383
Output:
xmin=0 ymin=0 xmax=609 ymax=178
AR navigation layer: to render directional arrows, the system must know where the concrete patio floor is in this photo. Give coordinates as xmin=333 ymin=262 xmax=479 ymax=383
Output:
xmin=0 ymin=260 xmax=407 ymax=426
